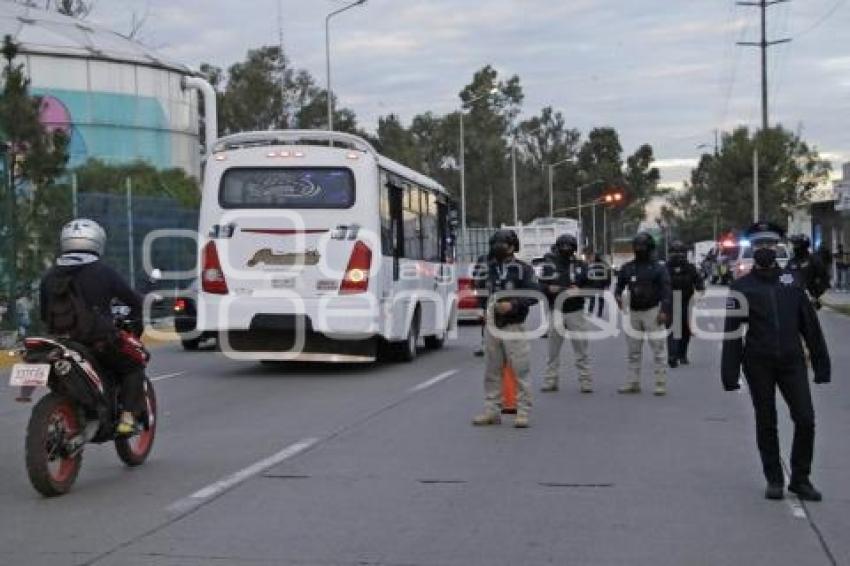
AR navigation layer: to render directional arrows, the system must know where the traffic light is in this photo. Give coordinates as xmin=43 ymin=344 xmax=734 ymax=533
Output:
xmin=602 ymin=189 xmax=625 ymax=206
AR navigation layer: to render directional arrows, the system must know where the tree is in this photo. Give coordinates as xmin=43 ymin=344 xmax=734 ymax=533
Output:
xmin=14 ymin=0 xmax=93 ymax=17
xmin=0 ymin=35 xmax=69 ymax=324
xmin=664 ymin=126 xmax=831 ymax=241
xmin=72 ymin=158 xmax=200 ymax=207
xmin=202 ymin=46 xmax=364 ymax=137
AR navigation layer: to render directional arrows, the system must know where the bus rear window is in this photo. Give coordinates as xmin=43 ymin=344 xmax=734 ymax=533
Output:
xmin=219 ymin=167 xmax=355 ymax=209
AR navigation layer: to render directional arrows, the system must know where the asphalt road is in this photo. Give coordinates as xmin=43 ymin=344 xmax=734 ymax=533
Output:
xmin=1 ymin=295 xmax=848 ymax=566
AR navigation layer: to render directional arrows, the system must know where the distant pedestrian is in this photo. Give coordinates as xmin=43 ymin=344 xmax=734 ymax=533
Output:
xmin=834 ymin=244 xmax=849 ymax=291
xmin=16 ymin=295 xmax=31 ymax=339
xmin=471 ymin=252 xmax=492 ymax=357
xmin=723 ymin=222 xmax=830 ymax=501
xmin=586 ymin=251 xmax=612 ymax=317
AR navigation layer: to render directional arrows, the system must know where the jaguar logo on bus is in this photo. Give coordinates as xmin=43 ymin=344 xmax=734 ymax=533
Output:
xmin=246 ymin=248 xmax=321 ymax=267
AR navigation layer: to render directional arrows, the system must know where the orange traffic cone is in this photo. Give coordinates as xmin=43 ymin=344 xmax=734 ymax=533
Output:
xmin=501 ymin=363 xmax=517 ymax=414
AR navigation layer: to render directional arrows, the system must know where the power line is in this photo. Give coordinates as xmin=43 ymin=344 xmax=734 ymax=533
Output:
xmin=795 ymin=0 xmax=847 ymax=37
xmin=737 ymin=0 xmax=792 ymax=131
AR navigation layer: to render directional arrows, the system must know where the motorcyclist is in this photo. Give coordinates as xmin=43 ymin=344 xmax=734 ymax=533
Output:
xmin=39 ymin=219 xmax=145 ymax=435
xmin=787 ymin=234 xmax=830 ymax=309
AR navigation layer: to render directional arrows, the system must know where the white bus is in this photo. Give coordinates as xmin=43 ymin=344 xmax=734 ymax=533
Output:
xmin=196 ymin=130 xmax=458 ymax=363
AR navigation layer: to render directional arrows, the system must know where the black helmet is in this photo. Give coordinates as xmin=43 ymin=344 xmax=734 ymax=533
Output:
xmin=789 ymin=233 xmax=811 ymax=250
xmin=632 ymin=232 xmax=656 ymax=251
xmin=489 ymin=229 xmax=517 ymax=258
xmin=508 ymin=229 xmax=520 ymax=252
xmin=555 ymin=233 xmax=578 ymax=251
xmin=670 ymin=240 xmax=688 ymax=255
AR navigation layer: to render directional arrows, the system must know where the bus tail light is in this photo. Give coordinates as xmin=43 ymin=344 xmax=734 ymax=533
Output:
xmin=339 ymin=241 xmax=372 ymax=294
xmin=202 ymin=241 xmax=229 ymax=294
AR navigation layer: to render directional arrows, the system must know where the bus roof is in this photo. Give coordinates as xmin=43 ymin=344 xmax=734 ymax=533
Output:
xmin=212 ymin=129 xmax=450 ymax=199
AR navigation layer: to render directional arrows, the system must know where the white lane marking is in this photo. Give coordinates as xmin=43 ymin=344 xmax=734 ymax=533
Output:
xmin=408 ymin=370 xmax=459 ymax=393
xmin=150 ymin=371 xmax=187 ymax=382
xmin=787 ymin=497 xmax=808 ymax=520
xmin=168 ymin=438 xmax=319 ymax=514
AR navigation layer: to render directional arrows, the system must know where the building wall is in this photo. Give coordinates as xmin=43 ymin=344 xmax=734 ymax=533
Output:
xmin=23 ymin=53 xmax=200 ymax=176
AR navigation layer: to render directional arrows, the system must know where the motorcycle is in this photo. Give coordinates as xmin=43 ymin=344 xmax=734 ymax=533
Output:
xmin=10 ymin=311 xmax=157 ymax=497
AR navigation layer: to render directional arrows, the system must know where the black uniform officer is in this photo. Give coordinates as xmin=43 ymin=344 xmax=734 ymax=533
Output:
xmin=614 ymin=232 xmax=672 ymax=395
xmin=787 ymin=234 xmax=830 ymax=309
xmin=666 ymin=240 xmax=705 ymax=368
xmin=473 ymin=229 xmax=538 ymax=428
xmin=538 ymin=234 xmax=593 ymax=393
xmin=722 ymin=222 xmax=831 ymax=501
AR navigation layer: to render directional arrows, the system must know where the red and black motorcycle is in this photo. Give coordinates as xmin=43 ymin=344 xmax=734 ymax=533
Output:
xmin=10 ymin=318 xmax=157 ymax=497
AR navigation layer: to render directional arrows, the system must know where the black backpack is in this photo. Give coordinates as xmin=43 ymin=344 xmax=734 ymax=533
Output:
xmin=45 ymin=272 xmax=100 ymax=343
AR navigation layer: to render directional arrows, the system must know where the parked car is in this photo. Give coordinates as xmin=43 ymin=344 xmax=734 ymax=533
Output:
xmin=173 ymin=279 xmax=217 ymax=350
xmin=457 ymin=275 xmax=483 ymax=324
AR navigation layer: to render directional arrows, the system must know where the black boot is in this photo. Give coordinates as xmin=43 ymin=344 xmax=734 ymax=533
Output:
xmin=789 ymin=480 xmax=822 ymax=502
xmin=668 ymin=358 xmax=679 ymax=369
xmin=764 ymin=483 xmax=784 ymax=500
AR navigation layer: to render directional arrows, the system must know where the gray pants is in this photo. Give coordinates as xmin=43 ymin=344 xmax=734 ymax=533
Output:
xmin=543 ymin=310 xmax=591 ymax=387
xmin=484 ymin=323 xmax=531 ymax=416
xmin=624 ymin=306 xmax=667 ymax=385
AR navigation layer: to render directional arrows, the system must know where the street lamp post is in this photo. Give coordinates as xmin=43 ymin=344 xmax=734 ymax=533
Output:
xmin=575 ymin=179 xmax=604 ymax=249
xmin=548 ymin=157 xmax=574 ymax=218
xmin=459 ymin=87 xmax=498 ymax=255
xmin=325 ymin=0 xmax=366 ymax=139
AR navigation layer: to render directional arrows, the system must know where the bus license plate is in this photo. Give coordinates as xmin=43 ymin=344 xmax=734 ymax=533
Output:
xmin=271 ymin=277 xmax=295 ymax=289
xmin=10 ymin=364 xmax=50 ymax=387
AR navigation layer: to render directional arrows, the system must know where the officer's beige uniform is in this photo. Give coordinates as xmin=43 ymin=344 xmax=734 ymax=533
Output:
xmin=624 ymin=305 xmax=667 ymax=386
xmin=484 ymin=323 xmax=531 ymax=415
xmin=543 ymin=310 xmax=591 ymax=388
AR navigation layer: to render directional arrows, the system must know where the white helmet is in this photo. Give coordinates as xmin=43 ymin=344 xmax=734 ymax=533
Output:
xmin=60 ymin=218 xmax=107 ymax=256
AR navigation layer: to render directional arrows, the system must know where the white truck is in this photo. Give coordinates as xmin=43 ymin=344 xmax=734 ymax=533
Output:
xmin=501 ymin=217 xmax=580 ymax=264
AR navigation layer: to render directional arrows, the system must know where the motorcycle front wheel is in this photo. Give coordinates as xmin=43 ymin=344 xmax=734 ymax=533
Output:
xmin=25 ymin=393 xmax=83 ymax=497
xmin=115 ymin=377 xmax=157 ymax=466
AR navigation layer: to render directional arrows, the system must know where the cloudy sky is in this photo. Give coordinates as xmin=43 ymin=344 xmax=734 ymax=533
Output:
xmin=90 ymin=0 xmax=850 ymax=188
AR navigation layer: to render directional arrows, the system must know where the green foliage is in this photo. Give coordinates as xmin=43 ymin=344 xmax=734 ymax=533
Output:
xmin=664 ymin=126 xmax=831 ymax=241
xmin=0 ymin=34 xmax=69 ymax=309
xmin=202 ymin=46 xmax=366 ymax=137
xmin=73 ymin=159 xmax=200 ymax=207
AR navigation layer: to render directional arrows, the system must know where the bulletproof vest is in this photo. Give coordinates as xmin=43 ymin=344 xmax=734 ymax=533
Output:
xmin=629 ymin=263 xmax=661 ymax=310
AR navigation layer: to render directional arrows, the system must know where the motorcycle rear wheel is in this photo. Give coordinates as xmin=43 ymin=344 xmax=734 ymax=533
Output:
xmin=25 ymin=393 xmax=83 ymax=497
xmin=115 ymin=378 xmax=157 ymax=466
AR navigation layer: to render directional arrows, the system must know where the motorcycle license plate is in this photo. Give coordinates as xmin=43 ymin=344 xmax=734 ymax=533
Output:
xmin=9 ymin=364 xmax=50 ymax=387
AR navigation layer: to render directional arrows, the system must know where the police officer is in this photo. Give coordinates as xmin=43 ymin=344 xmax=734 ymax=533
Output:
xmin=473 ymin=229 xmax=538 ymax=428
xmin=539 ymin=234 xmax=593 ymax=393
xmin=614 ymin=232 xmax=672 ymax=395
xmin=787 ymin=234 xmax=830 ymax=309
xmin=666 ymin=240 xmax=705 ymax=368
xmin=723 ymin=222 xmax=830 ymax=501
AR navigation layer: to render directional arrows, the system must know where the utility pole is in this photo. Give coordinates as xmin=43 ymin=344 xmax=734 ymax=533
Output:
xmin=737 ymin=0 xmax=791 ymax=131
